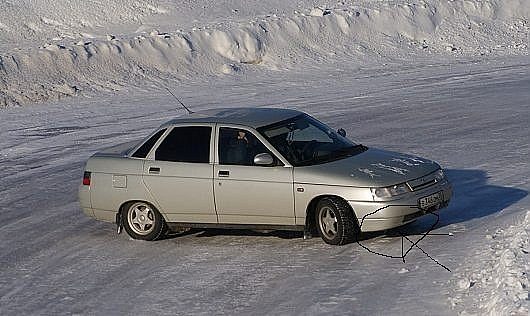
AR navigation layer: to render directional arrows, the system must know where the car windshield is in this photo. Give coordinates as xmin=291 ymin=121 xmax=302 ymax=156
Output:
xmin=257 ymin=114 xmax=367 ymax=166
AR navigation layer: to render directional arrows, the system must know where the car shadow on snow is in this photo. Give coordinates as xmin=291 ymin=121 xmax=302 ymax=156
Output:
xmin=381 ymin=168 xmax=528 ymax=238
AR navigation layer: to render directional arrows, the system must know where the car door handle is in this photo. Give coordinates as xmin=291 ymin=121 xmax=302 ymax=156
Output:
xmin=218 ymin=170 xmax=230 ymax=177
xmin=148 ymin=167 xmax=161 ymax=174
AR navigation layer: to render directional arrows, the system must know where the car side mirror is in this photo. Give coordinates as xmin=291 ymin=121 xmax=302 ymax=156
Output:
xmin=337 ymin=128 xmax=346 ymax=137
xmin=254 ymin=153 xmax=274 ymax=166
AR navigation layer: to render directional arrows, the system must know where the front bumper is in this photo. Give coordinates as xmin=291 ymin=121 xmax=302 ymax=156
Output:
xmin=349 ymin=179 xmax=452 ymax=232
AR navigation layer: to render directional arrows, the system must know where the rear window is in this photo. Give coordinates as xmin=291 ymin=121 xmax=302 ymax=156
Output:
xmin=155 ymin=126 xmax=211 ymax=163
xmin=132 ymin=129 xmax=166 ymax=158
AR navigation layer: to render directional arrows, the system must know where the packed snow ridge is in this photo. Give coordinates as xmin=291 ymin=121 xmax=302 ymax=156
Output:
xmin=0 ymin=0 xmax=528 ymax=107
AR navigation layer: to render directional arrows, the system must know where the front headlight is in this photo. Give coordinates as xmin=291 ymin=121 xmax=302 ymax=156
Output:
xmin=371 ymin=183 xmax=411 ymax=199
xmin=433 ymin=169 xmax=445 ymax=182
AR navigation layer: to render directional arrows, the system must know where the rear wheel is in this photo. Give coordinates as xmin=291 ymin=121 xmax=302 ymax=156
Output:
xmin=315 ymin=197 xmax=359 ymax=245
xmin=123 ymin=202 xmax=167 ymax=240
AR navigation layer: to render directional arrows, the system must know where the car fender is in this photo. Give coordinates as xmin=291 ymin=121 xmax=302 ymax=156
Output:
xmin=293 ymin=182 xmax=372 ymax=225
xmin=87 ymin=156 xmax=166 ymax=223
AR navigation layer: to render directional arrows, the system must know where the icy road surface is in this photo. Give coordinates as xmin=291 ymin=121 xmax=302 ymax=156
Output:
xmin=0 ymin=57 xmax=529 ymax=315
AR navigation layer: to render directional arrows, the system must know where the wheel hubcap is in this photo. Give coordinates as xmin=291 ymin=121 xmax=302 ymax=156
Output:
xmin=319 ymin=206 xmax=338 ymax=239
xmin=128 ymin=203 xmax=155 ymax=235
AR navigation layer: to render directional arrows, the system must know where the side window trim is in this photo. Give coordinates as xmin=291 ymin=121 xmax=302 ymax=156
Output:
xmin=145 ymin=128 xmax=171 ymax=160
xmin=215 ymin=124 xmax=290 ymax=167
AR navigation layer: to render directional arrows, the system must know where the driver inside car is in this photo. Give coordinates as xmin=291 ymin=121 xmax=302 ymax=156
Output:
xmin=227 ymin=130 xmax=251 ymax=164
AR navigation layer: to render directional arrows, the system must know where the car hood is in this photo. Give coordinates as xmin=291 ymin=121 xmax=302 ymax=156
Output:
xmin=294 ymin=148 xmax=440 ymax=187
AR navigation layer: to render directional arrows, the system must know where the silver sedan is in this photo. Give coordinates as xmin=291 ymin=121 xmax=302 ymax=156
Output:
xmin=79 ymin=108 xmax=452 ymax=245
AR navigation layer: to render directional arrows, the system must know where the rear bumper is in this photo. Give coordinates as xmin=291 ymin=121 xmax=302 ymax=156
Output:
xmin=349 ymin=180 xmax=452 ymax=232
xmin=79 ymin=184 xmax=94 ymax=218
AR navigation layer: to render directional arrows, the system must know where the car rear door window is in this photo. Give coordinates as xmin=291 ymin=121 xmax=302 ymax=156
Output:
xmin=132 ymin=128 xmax=167 ymax=158
xmin=155 ymin=126 xmax=211 ymax=163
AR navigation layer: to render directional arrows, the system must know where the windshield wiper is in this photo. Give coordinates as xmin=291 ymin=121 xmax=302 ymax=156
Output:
xmin=353 ymin=143 xmax=368 ymax=152
xmin=295 ymin=144 xmax=368 ymax=166
xmin=333 ymin=144 xmax=367 ymax=157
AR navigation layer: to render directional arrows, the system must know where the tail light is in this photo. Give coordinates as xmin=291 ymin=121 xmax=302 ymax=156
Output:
xmin=83 ymin=171 xmax=91 ymax=186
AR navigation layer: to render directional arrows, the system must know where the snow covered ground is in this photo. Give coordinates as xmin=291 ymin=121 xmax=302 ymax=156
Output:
xmin=0 ymin=0 xmax=529 ymax=315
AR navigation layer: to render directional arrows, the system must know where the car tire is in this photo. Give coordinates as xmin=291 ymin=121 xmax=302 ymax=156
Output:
xmin=122 ymin=201 xmax=167 ymax=241
xmin=315 ymin=197 xmax=359 ymax=245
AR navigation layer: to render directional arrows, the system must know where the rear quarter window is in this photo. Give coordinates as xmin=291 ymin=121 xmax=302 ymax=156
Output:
xmin=132 ymin=129 xmax=167 ymax=158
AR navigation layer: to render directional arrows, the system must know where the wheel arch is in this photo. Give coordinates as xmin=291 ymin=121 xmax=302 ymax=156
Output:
xmin=304 ymin=194 xmax=358 ymax=234
xmin=118 ymin=199 xmax=169 ymax=222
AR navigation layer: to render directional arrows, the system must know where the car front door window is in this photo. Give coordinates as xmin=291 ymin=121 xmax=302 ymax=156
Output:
xmin=218 ymin=127 xmax=276 ymax=166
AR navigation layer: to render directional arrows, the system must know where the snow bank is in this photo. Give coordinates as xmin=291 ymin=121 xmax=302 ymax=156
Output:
xmin=0 ymin=0 xmax=528 ymax=107
xmin=449 ymin=211 xmax=530 ymax=315
xmin=0 ymin=0 xmax=164 ymax=48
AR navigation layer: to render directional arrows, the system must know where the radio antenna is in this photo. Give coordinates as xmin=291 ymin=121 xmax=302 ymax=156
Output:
xmin=165 ymin=87 xmax=194 ymax=114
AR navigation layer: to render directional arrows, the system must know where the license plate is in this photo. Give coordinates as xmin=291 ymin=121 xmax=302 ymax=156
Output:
xmin=419 ymin=191 xmax=443 ymax=209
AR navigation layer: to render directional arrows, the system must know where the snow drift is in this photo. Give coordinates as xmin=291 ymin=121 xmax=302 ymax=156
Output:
xmin=0 ymin=0 xmax=528 ymax=107
xmin=450 ymin=211 xmax=529 ymax=315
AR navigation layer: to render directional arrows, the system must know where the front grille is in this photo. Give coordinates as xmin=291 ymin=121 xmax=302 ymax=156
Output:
xmin=407 ymin=171 xmax=438 ymax=191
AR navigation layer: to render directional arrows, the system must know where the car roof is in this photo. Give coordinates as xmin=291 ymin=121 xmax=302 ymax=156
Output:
xmin=160 ymin=107 xmax=303 ymax=128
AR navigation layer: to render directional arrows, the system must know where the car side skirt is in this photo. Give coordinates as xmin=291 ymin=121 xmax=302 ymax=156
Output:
xmin=167 ymin=222 xmax=305 ymax=232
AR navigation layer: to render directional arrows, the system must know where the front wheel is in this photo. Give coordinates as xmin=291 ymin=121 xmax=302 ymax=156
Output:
xmin=122 ymin=202 xmax=167 ymax=240
xmin=315 ymin=197 xmax=359 ymax=245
